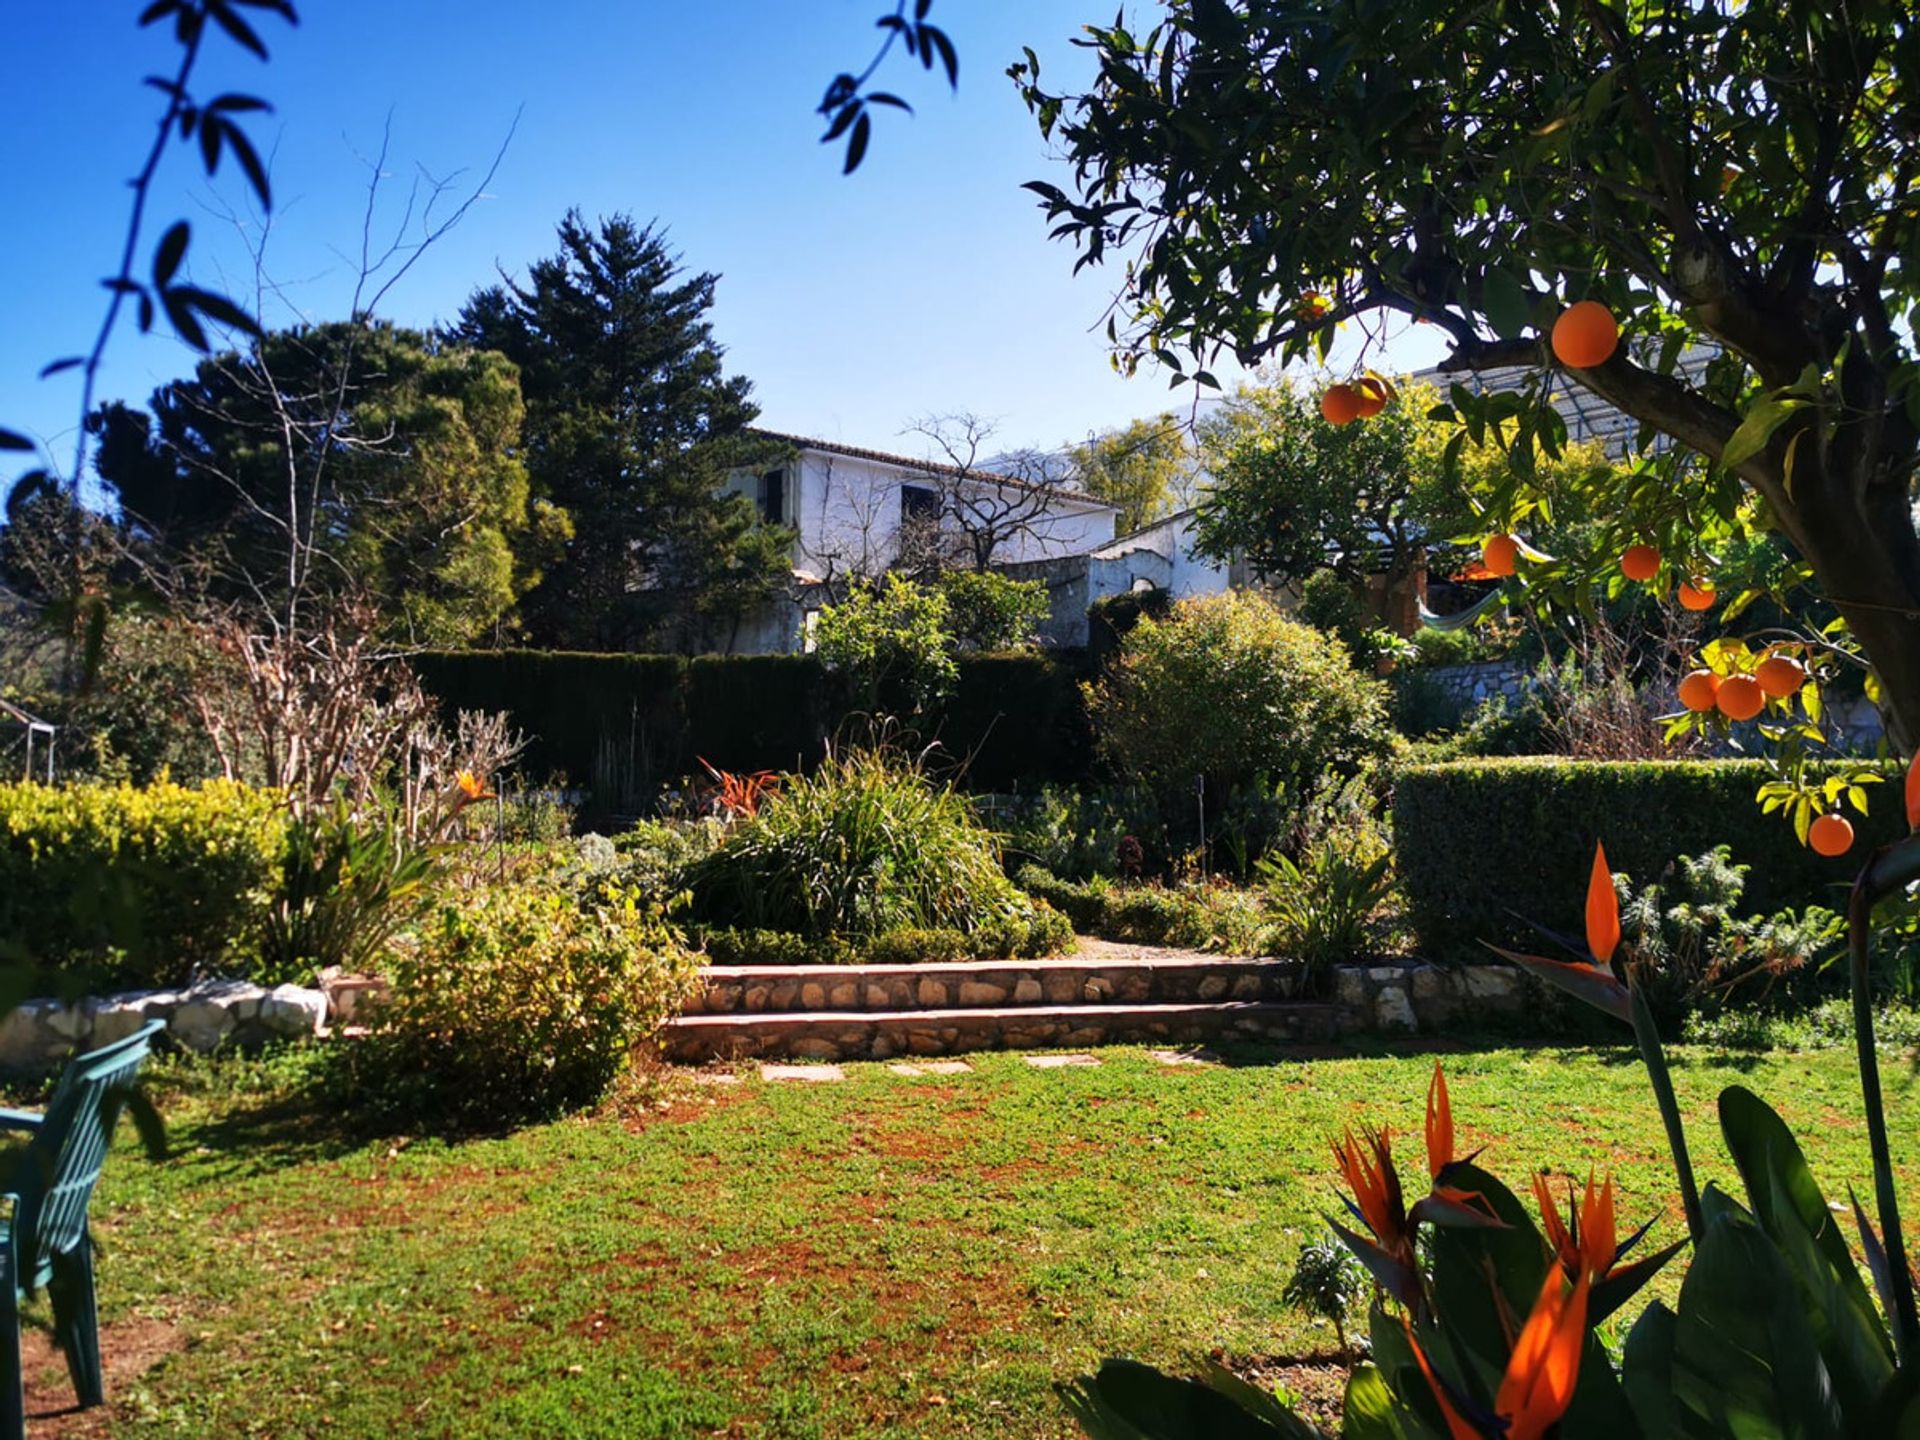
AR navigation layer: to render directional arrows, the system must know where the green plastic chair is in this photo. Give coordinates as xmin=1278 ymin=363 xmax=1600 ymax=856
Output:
xmin=0 ymin=1020 xmax=164 ymax=1437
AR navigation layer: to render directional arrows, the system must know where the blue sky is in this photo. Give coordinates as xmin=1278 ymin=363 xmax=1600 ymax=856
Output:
xmin=2 ymin=1 xmax=1445 ymax=486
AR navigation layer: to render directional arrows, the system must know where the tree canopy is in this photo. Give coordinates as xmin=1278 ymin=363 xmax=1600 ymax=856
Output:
xmin=93 ymin=321 xmax=565 ymax=646
xmin=1015 ymin=0 xmax=1920 ymax=750
xmin=1192 ymin=377 xmax=1473 ymax=586
xmin=454 ymin=211 xmax=791 ymax=652
xmin=1070 ymin=415 xmax=1189 ymax=533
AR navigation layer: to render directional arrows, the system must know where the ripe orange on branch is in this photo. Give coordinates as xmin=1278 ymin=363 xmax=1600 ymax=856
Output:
xmin=1677 ymin=670 xmax=1720 ymax=712
xmin=1482 ymin=534 xmax=1520 ymax=578
xmin=1678 ymin=579 xmax=1717 ymax=611
xmin=1620 ymin=545 xmax=1661 ymax=582
xmin=1353 ymin=375 xmax=1394 ymax=418
xmin=1715 ymin=674 xmax=1765 ymax=721
xmin=1809 ymin=812 xmax=1855 ymax=858
xmin=1321 ymin=385 xmax=1363 ymax=425
xmin=1755 ymin=653 xmax=1808 ymax=698
xmin=1551 ymin=300 xmax=1619 ymax=368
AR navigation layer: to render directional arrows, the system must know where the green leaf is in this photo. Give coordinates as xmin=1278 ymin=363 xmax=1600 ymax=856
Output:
xmin=1057 ymin=1358 xmax=1309 ymax=1439
xmin=1722 ymin=392 xmax=1807 ymax=471
xmin=1340 ymin=1366 xmax=1429 ymax=1440
xmin=1669 ymin=1191 xmax=1845 ymax=1436
xmin=1482 ymin=270 xmax=1532 ymax=340
xmin=1621 ymin=1301 xmax=1684 ymax=1438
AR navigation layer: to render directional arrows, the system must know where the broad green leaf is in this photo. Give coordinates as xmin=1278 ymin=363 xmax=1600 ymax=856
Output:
xmin=1722 ymin=392 xmax=1807 ymax=471
xmin=1483 ymin=270 xmax=1532 ymax=340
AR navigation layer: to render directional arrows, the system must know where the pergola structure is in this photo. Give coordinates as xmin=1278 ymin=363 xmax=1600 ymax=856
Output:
xmin=1 ymin=698 xmax=55 ymax=782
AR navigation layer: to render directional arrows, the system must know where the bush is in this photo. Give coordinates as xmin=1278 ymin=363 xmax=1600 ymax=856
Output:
xmin=1394 ymin=758 xmax=1903 ymax=959
xmin=1015 ymin=864 xmax=1271 ymax=953
xmin=340 ymin=878 xmax=698 ymax=1126
xmin=0 ymin=779 xmax=284 ymax=988
xmin=698 ymin=909 xmax=1072 ymax=967
xmin=999 ymin=785 xmax=1155 ymax=881
xmin=1086 ymin=590 xmax=1393 ymax=803
xmin=1258 ymin=839 xmax=1398 ymax=976
xmin=687 ymin=748 xmax=1059 ymax=946
xmin=1087 ymin=586 xmax=1175 ymax=666
xmin=815 ymin=575 xmax=957 ymax=711
xmin=937 ymin=570 xmax=1049 ymax=650
xmin=261 ymin=800 xmax=439 ymax=983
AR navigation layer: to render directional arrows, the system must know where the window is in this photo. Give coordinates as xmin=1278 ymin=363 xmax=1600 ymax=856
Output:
xmin=758 ymin=468 xmax=787 ymax=526
xmin=900 ymin=484 xmax=940 ymax=524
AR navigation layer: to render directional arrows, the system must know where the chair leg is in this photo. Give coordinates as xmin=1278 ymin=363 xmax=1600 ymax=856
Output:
xmin=0 ymin=1292 xmax=22 ymax=1440
xmin=49 ymin=1245 xmax=102 ymax=1408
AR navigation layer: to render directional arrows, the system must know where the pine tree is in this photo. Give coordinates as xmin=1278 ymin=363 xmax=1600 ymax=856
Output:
xmin=455 ymin=211 xmax=792 ymax=651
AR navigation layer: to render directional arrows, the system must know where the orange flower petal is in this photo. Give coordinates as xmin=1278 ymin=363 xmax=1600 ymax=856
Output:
xmin=1402 ymin=1319 xmax=1480 ymax=1440
xmin=1497 ymin=1268 xmax=1590 ymax=1440
xmin=1586 ymin=842 xmax=1621 ymax=965
xmin=1579 ymin=1172 xmax=1617 ymax=1279
xmin=1426 ymin=1062 xmax=1455 ymax=1181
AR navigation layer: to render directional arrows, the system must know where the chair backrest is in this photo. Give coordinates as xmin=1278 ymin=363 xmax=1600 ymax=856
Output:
xmin=11 ymin=1021 xmax=165 ymax=1277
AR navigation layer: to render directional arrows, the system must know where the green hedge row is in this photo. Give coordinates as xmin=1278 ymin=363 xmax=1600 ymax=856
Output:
xmin=413 ymin=649 xmax=1094 ymax=800
xmin=1394 ymin=758 xmax=1903 ymax=959
xmin=0 ymin=779 xmax=286 ymax=988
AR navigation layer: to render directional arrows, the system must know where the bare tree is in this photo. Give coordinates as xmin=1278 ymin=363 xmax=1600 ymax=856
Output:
xmin=899 ymin=413 xmax=1093 ymax=572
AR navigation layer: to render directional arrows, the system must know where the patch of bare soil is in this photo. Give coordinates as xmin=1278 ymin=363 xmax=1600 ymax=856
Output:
xmin=1223 ymin=1353 xmax=1350 ymax=1432
xmin=21 ymin=1315 xmax=187 ymax=1437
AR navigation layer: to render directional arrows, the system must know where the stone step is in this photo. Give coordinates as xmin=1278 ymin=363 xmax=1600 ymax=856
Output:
xmin=662 ymin=999 xmax=1340 ymax=1063
xmin=686 ymin=957 xmax=1307 ymax=1017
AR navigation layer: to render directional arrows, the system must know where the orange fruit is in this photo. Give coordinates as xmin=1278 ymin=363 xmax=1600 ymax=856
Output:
xmin=1809 ymin=812 xmax=1855 ymax=858
xmin=1755 ymin=653 xmax=1807 ymax=698
xmin=1677 ymin=670 xmax=1720 ymax=712
xmin=1620 ymin=544 xmax=1661 ymax=582
xmin=1715 ymin=673 xmax=1765 ymax=721
xmin=1552 ymin=300 xmax=1620 ymax=368
xmin=1352 ymin=376 xmax=1393 ymax=418
xmin=1482 ymin=534 xmax=1520 ymax=578
xmin=1678 ymin=579 xmax=1716 ymax=611
xmin=1321 ymin=385 xmax=1363 ymax=425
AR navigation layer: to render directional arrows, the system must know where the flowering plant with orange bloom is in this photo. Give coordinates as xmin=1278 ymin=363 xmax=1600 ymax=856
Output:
xmin=1064 ymin=811 xmax=1920 ymax=1439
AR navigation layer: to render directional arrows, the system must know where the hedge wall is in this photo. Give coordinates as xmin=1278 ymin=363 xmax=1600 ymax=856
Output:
xmin=413 ymin=648 xmax=1094 ymax=801
xmin=1395 ymin=758 xmax=1903 ymax=960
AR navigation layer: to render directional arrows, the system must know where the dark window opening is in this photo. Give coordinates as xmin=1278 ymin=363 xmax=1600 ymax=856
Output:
xmin=900 ymin=484 xmax=940 ymax=523
xmin=758 ymin=468 xmax=786 ymax=525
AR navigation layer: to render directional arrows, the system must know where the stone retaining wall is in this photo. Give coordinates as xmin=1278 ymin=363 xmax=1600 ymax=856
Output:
xmin=1330 ymin=961 xmax=1526 ymax=1034
xmin=0 ymin=979 xmax=328 ymax=1072
xmin=687 ymin=957 xmax=1307 ymax=1015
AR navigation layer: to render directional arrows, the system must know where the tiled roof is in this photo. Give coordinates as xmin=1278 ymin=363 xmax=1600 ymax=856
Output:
xmin=748 ymin=429 xmax=1120 ymax=512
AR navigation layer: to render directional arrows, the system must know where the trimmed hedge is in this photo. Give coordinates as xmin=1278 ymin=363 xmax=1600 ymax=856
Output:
xmin=1394 ymin=758 xmax=1903 ymax=959
xmin=0 ymin=779 xmax=285 ymax=987
xmin=414 ymin=648 xmax=1094 ymax=797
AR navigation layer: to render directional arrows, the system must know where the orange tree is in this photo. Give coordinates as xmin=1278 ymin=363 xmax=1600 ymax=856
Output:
xmin=1011 ymin=1 xmax=1920 ymax=756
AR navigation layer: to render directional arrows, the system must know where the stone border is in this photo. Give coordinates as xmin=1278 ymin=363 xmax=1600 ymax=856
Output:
xmin=0 ymin=979 xmax=329 ymax=1072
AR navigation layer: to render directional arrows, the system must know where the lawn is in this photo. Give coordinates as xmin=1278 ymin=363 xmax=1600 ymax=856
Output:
xmin=45 ymin=1038 xmax=1920 ymax=1438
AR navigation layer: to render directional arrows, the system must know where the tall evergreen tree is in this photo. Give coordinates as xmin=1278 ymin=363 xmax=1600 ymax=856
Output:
xmin=454 ymin=211 xmax=792 ymax=651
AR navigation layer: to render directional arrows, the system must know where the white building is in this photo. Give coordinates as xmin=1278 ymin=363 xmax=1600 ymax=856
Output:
xmin=721 ymin=432 xmax=1122 ymax=654
xmin=1000 ymin=508 xmax=1242 ymax=647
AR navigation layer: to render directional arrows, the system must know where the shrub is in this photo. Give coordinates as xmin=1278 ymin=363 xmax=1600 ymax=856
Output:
xmin=1258 ymin=839 xmax=1398 ymax=976
xmin=1086 ymin=590 xmax=1393 ymax=803
xmin=686 ymin=748 xmax=1056 ymax=944
xmin=937 ymin=570 xmax=1049 ymax=650
xmin=998 ymin=785 xmax=1157 ymax=881
xmin=698 ymin=910 xmax=1071 ymax=967
xmin=0 ymin=779 xmax=284 ymax=988
xmin=1087 ymin=586 xmax=1175 ymax=665
xmin=1014 ymin=864 xmax=1270 ymax=953
xmin=341 ymin=878 xmax=697 ymax=1126
xmin=260 ymin=800 xmax=440 ymax=984
xmin=815 ymin=575 xmax=958 ymax=711
xmin=1395 ymin=758 xmax=1903 ymax=959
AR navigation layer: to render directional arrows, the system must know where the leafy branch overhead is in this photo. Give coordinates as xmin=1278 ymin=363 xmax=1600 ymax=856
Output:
xmin=1011 ymin=0 xmax=1920 ymax=762
xmin=3 ymin=0 xmax=296 ymax=510
xmin=819 ymin=0 xmax=957 ymax=173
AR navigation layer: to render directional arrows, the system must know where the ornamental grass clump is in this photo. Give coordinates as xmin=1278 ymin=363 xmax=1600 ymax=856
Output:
xmin=686 ymin=747 xmax=1060 ymax=952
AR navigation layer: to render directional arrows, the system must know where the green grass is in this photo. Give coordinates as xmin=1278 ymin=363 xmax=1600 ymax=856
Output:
xmin=49 ymin=1038 xmax=1920 ymax=1437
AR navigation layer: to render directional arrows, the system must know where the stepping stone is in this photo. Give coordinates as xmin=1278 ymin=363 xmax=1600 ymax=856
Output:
xmin=888 ymin=1062 xmax=928 ymax=1077
xmin=760 ymin=1063 xmax=845 ymax=1083
xmin=1025 ymin=1052 xmax=1100 ymax=1069
xmin=887 ymin=1059 xmax=973 ymax=1077
xmin=1151 ymin=1048 xmax=1222 ymax=1067
xmin=691 ymin=1071 xmax=741 ymax=1086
